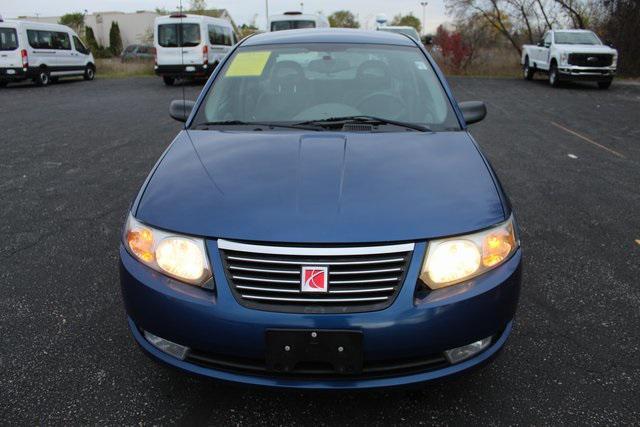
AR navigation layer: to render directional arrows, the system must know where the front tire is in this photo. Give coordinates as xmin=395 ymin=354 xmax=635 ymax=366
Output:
xmin=598 ymin=79 xmax=612 ymax=90
xmin=163 ymin=76 xmax=175 ymax=86
xmin=549 ymin=63 xmax=560 ymax=87
xmin=523 ymin=57 xmax=534 ymax=80
xmin=34 ymin=68 xmax=51 ymax=87
xmin=84 ymin=65 xmax=96 ymax=81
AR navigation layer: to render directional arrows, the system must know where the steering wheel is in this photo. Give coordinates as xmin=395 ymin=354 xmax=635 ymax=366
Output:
xmin=355 ymin=92 xmax=408 ymax=120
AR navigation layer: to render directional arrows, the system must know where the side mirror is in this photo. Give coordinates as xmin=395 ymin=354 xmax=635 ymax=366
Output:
xmin=459 ymin=101 xmax=487 ymax=125
xmin=169 ymin=99 xmax=196 ymax=123
xmin=537 ymin=40 xmax=545 ymax=47
xmin=605 ymin=40 xmax=614 ymax=48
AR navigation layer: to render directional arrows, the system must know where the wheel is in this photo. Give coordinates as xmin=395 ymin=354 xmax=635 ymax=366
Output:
xmin=548 ymin=62 xmax=560 ymax=87
xmin=34 ymin=68 xmax=51 ymax=86
xmin=163 ymin=76 xmax=175 ymax=86
xmin=84 ymin=65 xmax=95 ymax=81
xmin=523 ymin=57 xmax=534 ymax=80
xmin=598 ymin=80 xmax=612 ymax=90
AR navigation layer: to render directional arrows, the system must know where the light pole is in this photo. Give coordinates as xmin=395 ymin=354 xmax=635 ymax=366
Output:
xmin=265 ymin=0 xmax=269 ymax=30
xmin=420 ymin=1 xmax=428 ymax=36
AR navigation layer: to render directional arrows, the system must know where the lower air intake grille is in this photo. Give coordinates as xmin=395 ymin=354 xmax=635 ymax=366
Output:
xmin=218 ymin=239 xmax=414 ymax=314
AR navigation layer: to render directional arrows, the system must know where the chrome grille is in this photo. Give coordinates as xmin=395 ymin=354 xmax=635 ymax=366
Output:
xmin=219 ymin=239 xmax=414 ymax=313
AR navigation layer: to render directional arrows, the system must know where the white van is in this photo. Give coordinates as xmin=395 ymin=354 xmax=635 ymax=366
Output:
xmin=154 ymin=13 xmax=237 ymax=86
xmin=0 ymin=18 xmax=95 ymax=87
xmin=268 ymin=12 xmax=330 ymax=32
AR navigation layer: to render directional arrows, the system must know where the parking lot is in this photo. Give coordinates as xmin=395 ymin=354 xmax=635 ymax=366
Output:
xmin=1 ymin=76 xmax=639 ymax=424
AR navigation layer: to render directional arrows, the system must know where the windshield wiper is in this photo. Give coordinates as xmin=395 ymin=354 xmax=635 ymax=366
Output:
xmin=193 ymin=120 xmax=322 ymax=131
xmin=295 ymin=116 xmax=431 ymax=132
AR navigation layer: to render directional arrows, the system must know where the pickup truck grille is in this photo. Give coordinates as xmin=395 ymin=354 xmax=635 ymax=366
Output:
xmin=568 ymin=53 xmax=613 ymax=67
xmin=218 ymin=239 xmax=414 ymax=314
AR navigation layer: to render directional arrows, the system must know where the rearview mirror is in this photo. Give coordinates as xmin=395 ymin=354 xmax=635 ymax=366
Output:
xmin=169 ymin=99 xmax=196 ymax=123
xmin=459 ymin=101 xmax=487 ymax=125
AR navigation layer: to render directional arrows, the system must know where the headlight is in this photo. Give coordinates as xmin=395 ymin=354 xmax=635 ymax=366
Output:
xmin=612 ymin=53 xmax=618 ymax=67
xmin=560 ymin=52 xmax=569 ymax=65
xmin=420 ymin=215 xmax=518 ymax=289
xmin=124 ymin=214 xmax=213 ymax=287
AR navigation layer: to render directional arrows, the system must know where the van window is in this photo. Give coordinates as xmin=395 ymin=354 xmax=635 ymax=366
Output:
xmin=0 ymin=28 xmax=18 ymax=51
xmin=158 ymin=23 xmax=201 ymax=47
xmin=73 ymin=36 xmax=89 ymax=54
xmin=208 ymin=24 xmax=233 ymax=46
xmin=27 ymin=30 xmax=71 ymax=50
xmin=271 ymin=20 xmax=316 ymax=31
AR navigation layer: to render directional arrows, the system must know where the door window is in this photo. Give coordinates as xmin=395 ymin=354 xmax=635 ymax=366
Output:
xmin=73 ymin=36 xmax=89 ymax=54
xmin=543 ymin=33 xmax=552 ymax=47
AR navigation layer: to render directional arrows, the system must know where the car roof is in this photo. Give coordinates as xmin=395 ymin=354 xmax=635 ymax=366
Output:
xmin=243 ymin=28 xmax=417 ymax=47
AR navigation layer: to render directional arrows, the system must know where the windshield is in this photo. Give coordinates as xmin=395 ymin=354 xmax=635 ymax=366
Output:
xmin=555 ymin=31 xmax=601 ymax=45
xmin=158 ymin=23 xmax=201 ymax=47
xmin=271 ymin=20 xmax=316 ymax=31
xmin=0 ymin=28 xmax=18 ymax=51
xmin=379 ymin=27 xmax=421 ymax=41
xmin=193 ymin=43 xmax=459 ymax=131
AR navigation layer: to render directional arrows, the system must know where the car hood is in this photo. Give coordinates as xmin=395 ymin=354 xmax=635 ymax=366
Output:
xmin=135 ymin=130 xmax=505 ymax=243
xmin=555 ymin=44 xmax=617 ymax=54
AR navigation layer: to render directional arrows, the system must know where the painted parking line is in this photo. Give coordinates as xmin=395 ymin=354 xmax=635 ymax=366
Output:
xmin=550 ymin=121 xmax=625 ymax=159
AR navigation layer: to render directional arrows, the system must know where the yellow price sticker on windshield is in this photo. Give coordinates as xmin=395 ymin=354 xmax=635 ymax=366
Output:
xmin=225 ymin=51 xmax=271 ymax=77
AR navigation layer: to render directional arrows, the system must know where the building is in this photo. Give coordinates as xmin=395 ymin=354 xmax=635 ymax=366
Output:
xmin=18 ymin=9 xmax=237 ymax=48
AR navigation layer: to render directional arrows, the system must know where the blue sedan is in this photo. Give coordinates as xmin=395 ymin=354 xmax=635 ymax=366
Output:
xmin=120 ymin=29 xmax=522 ymax=389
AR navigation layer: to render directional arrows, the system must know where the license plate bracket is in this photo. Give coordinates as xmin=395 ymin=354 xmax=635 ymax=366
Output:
xmin=266 ymin=329 xmax=363 ymax=375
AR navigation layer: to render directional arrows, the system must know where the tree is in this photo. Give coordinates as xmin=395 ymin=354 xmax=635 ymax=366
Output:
xmin=109 ymin=22 xmax=123 ymax=55
xmin=85 ymin=26 xmax=100 ymax=52
xmin=433 ymin=25 xmax=473 ymax=71
xmin=390 ymin=13 xmax=422 ymax=33
xmin=602 ymin=0 xmax=640 ymax=75
xmin=189 ymin=0 xmax=207 ymax=13
xmin=238 ymin=24 xmax=259 ymax=39
xmin=58 ymin=12 xmax=85 ymax=34
xmin=328 ymin=10 xmax=360 ymax=28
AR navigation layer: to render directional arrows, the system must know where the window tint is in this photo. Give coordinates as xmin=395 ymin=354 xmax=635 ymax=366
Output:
xmin=194 ymin=43 xmax=460 ymax=131
xmin=543 ymin=33 xmax=552 ymax=46
xmin=27 ymin=30 xmax=71 ymax=50
xmin=271 ymin=20 xmax=316 ymax=31
xmin=158 ymin=23 xmax=201 ymax=47
xmin=208 ymin=24 xmax=233 ymax=46
xmin=0 ymin=28 xmax=18 ymax=51
xmin=73 ymin=36 xmax=89 ymax=54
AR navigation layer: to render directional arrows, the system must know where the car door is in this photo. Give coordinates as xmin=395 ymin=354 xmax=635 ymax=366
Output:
xmin=0 ymin=26 xmax=21 ymax=70
xmin=538 ymin=32 xmax=552 ymax=69
xmin=26 ymin=29 xmax=58 ymax=68
xmin=71 ymin=35 xmax=89 ymax=69
xmin=52 ymin=31 xmax=75 ymax=70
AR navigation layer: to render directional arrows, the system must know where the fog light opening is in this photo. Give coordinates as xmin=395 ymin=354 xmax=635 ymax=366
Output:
xmin=143 ymin=330 xmax=189 ymax=360
xmin=444 ymin=336 xmax=492 ymax=364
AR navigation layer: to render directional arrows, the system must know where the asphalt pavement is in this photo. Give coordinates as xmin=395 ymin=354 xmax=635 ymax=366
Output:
xmin=1 ymin=75 xmax=639 ymax=425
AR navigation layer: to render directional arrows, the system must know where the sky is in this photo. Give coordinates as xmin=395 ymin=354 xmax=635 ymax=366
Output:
xmin=2 ymin=0 xmax=449 ymax=33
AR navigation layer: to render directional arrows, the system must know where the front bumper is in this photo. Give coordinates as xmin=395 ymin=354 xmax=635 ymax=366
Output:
xmin=154 ymin=63 xmax=211 ymax=77
xmin=120 ymin=241 xmax=522 ymax=389
xmin=558 ymin=65 xmax=616 ymax=81
xmin=0 ymin=67 xmax=28 ymax=82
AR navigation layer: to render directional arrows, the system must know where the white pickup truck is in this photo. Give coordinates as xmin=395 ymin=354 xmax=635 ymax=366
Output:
xmin=521 ymin=29 xmax=618 ymax=89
